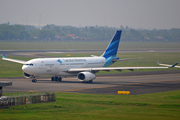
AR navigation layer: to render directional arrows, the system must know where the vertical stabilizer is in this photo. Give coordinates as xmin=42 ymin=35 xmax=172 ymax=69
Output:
xmin=101 ymin=30 xmax=122 ymax=67
xmin=101 ymin=30 xmax=122 ymax=59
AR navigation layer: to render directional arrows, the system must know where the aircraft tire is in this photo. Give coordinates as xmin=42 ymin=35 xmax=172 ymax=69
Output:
xmin=58 ymin=77 xmax=62 ymax=81
xmin=51 ymin=77 xmax=55 ymax=81
xmin=55 ymin=76 xmax=58 ymax=81
xmin=89 ymin=80 xmax=93 ymax=83
xmin=32 ymin=79 xmax=37 ymax=83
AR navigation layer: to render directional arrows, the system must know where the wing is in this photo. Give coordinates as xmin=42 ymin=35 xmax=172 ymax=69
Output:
xmin=66 ymin=63 xmax=178 ymax=72
xmin=2 ymin=54 xmax=26 ymax=64
xmin=66 ymin=66 xmax=169 ymax=72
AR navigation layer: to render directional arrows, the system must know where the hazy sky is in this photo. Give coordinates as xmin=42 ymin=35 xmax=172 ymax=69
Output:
xmin=0 ymin=0 xmax=180 ymax=29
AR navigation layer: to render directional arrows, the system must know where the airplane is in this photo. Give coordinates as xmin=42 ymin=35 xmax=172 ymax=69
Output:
xmin=2 ymin=30 xmax=178 ymax=83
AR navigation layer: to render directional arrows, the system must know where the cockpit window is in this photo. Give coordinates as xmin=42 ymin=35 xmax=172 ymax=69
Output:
xmin=24 ymin=63 xmax=34 ymax=66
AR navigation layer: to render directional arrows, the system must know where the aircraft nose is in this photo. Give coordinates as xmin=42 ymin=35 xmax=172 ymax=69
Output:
xmin=22 ymin=65 xmax=29 ymax=72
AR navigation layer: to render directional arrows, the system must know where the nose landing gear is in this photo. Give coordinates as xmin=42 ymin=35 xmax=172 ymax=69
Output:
xmin=32 ymin=78 xmax=37 ymax=83
xmin=32 ymin=76 xmax=37 ymax=83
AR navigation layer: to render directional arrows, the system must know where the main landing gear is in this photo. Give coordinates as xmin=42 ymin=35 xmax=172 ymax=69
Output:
xmin=51 ymin=76 xmax=62 ymax=82
xmin=89 ymin=80 xmax=93 ymax=83
xmin=31 ymin=76 xmax=61 ymax=83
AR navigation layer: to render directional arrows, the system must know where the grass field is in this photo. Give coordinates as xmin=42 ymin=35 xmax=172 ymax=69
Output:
xmin=1 ymin=90 xmax=180 ymax=120
xmin=0 ymin=41 xmax=180 ymax=50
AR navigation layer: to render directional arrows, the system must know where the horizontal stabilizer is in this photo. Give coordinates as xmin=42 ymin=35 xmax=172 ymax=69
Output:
xmin=117 ymin=58 xmax=143 ymax=61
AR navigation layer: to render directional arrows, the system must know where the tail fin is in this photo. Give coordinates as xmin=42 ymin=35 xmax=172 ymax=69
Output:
xmin=101 ymin=30 xmax=122 ymax=58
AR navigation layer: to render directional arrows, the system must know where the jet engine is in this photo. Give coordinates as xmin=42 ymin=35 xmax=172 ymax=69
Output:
xmin=23 ymin=72 xmax=32 ymax=78
xmin=77 ymin=72 xmax=96 ymax=82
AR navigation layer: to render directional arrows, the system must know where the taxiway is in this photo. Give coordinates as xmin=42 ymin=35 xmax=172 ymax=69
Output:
xmin=1 ymin=70 xmax=180 ymax=95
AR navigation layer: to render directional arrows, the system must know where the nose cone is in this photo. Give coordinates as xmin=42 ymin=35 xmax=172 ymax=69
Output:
xmin=22 ymin=65 xmax=29 ymax=73
xmin=22 ymin=65 xmax=26 ymax=71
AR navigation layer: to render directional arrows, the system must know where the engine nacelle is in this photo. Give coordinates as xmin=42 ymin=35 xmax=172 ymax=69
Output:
xmin=23 ymin=72 xmax=32 ymax=78
xmin=77 ymin=72 xmax=96 ymax=82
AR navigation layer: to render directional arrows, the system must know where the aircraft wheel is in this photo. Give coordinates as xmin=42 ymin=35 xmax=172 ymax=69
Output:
xmin=89 ymin=80 xmax=93 ymax=83
xmin=55 ymin=76 xmax=58 ymax=81
xmin=58 ymin=77 xmax=62 ymax=81
xmin=51 ymin=77 xmax=55 ymax=81
xmin=32 ymin=79 xmax=37 ymax=83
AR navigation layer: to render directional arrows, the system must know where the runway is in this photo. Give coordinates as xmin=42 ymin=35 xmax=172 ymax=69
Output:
xmin=1 ymin=71 xmax=180 ymax=95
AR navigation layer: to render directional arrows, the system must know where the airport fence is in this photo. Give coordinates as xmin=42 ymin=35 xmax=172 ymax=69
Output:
xmin=0 ymin=92 xmax=56 ymax=108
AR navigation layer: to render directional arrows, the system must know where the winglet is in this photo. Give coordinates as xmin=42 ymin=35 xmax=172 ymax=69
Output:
xmin=157 ymin=58 xmax=159 ymax=64
xmin=170 ymin=63 xmax=178 ymax=68
xmin=2 ymin=54 xmax=6 ymax=58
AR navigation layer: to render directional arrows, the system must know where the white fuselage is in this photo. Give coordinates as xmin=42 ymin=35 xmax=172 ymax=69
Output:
xmin=22 ymin=57 xmax=106 ymax=77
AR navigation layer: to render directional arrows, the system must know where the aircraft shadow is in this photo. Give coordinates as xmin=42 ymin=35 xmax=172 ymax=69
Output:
xmin=34 ymin=79 xmax=137 ymax=85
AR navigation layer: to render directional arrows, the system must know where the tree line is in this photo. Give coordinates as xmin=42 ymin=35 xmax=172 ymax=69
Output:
xmin=0 ymin=23 xmax=180 ymax=42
